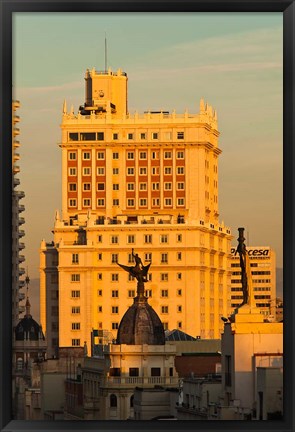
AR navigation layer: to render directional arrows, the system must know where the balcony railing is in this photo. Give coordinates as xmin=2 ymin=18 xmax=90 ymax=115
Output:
xmin=107 ymin=376 xmax=178 ymax=386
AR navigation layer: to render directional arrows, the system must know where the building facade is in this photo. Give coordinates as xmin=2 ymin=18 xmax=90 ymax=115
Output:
xmin=230 ymin=246 xmax=276 ymax=317
xmin=40 ymin=67 xmax=232 ymax=356
xmin=12 ymin=100 xmax=26 ymax=328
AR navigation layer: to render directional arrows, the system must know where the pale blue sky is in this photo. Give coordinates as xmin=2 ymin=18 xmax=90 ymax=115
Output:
xmin=13 ymin=12 xmax=283 ymax=289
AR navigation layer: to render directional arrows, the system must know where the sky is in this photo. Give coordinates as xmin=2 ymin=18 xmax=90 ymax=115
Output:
xmin=12 ymin=13 xmax=283 ymax=316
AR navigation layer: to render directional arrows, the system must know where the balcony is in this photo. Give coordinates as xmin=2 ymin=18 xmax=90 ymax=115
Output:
xmin=18 ymin=292 xmax=25 ymax=301
xmin=19 ymin=267 xmax=25 ymax=276
xmin=19 ymin=280 xmax=25 ymax=288
xmin=18 ymin=230 xmax=25 ymax=238
xmin=15 ymin=190 xmax=25 ymax=200
xmin=19 ymin=254 xmax=25 ymax=263
xmin=18 ymin=217 xmax=25 ymax=225
xmin=13 ymin=166 xmax=20 ymax=174
xmin=18 ymin=204 xmax=25 ymax=213
xmin=106 ymin=376 xmax=178 ymax=387
xmin=18 ymin=242 xmax=25 ymax=250
xmin=13 ymin=178 xmax=20 ymax=187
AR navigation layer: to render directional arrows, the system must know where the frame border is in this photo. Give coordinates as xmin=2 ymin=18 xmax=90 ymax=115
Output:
xmin=1 ymin=1 xmax=294 ymax=431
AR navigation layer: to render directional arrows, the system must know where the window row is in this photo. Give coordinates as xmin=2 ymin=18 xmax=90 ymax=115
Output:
xmin=68 ymin=150 xmax=185 ymax=161
xmin=96 ymin=288 xmax=182 ymax=298
xmin=68 ymin=181 xmax=185 ymax=191
xmin=68 ymin=197 xmax=185 ymax=208
xmin=68 ymin=166 xmax=185 ymax=177
xmin=68 ymin=132 xmax=185 ymax=143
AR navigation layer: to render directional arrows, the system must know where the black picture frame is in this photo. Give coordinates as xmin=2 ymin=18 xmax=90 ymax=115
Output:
xmin=1 ymin=1 xmax=294 ymax=431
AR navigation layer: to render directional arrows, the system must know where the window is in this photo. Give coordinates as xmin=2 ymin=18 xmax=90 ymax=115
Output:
xmin=83 ymin=167 xmax=91 ymax=175
xmin=128 ymin=290 xmax=135 ymax=298
xmin=165 ymin=198 xmax=172 ymax=206
xmin=177 ymin=234 xmax=182 ymax=242
xmin=152 ymin=167 xmax=159 ymax=175
xmin=113 ymin=152 xmax=119 ymax=159
xmin=113 ymin=184 xmax=119 ymax=190
xmin=128 ymin=253 xmax=134 ymax=264
xmin=145 ymin=253 xmax=152 ymax=262
xmin=97 ymin=151 xmax=105 ymax=159
xmin=139 ymin=198 xmax=147 ymax=206
xmin=152 ymin=132 xmax=158 ymax=139
xmin=113 ymin=133 xmax=118 ymax=140
xmin=112 ymin=322 xmax=119 ymax=330
xmin=127 ymin=133 xmax=134 ymax=140
xmin=163 ymin=322 xmax=169 ymax=330
xmin=71 ymin=306 xmax=80 ymax=314
xmin=160 ymin=234 xmax=168 ymax=244
xmin=151 ymin=367 xmax=161 ymax=376
xmin=129 ymin=368 xmax=139 ymax=377
xmin=177 ymin=305 xmax=182 ymax=312
xmin=152 ymin=198 xmax=160 ymax=206
xmin=71 ymin=274 xmax=80 ymax=282
xmin=69 ymin=183 xmax=77 ymax=191
xmin=177 ymin=252 xmax=182 ymax=260
xmin=97 ymin=167 xmax=105 ymax=175
xmin=152 ymin=151 xmax=159 ymax=159
xmin=161 ymin=253 xmax=168 ymax=263
xmin=139 ymin=167 xmax=147 ymax=175
xmin=148 ymin=273 xmax=152 ymax=281
xmin=164 ymin=182 xmax=172 ymax=190
xmin=164 ymin=151 xmax=172 ymax=159
xmin=177 ymin=166 xmax=184 ymax=175
xmin=98 ymin=235 xmax=103 ymax=243
xmin=113 ymin=168 xmax=119 ymax=175
xmin=139 ymin=152 xmax=147 ymax=160
xmin=110 ymin=394 xmax=117 ymax=408
xmin=83 ymin=198 xmax=91 ymax=207
xmin=69 ymin=152 xmax=76 ymax=160
xmin=177 ymin=198 xmax=185 ymax=206
xmin=72 ymin=254 xmax=79 ymax=264
xmin=164 ymin=132 xmax=172 ymax=140
xmin=161 ymin=306 xmax=168 ymax=314
xmin=112 ymin=290 xmax=119 ymax=297
xmin=111 ymin=254 xmax=118 ymax=264
xmin=177 ymin=272 xmax=182 ymax=280
xmin=97 ymin=273 xmax=102 ymax=280
xmin=98 ymin=289 xmax=102 ymax=296
xmin=97 ymin=198 xmax=105 ymax=207
xmin=139 ymin=183 xmax=147 ymax=191
xmin=140 ymin=133 xmax=146 ymax=139
xmin=164 ymin=167 xmax=172 ymax=175
xmin=127 ymin=199 xmax=135 ymax=207
xmin=111 ymin=236 xmax=119 ymax=244
xmin=161 ymin=289 xmax=168 ymax=297
xmin=69 ymin=168 xmax=77 ymax=176
xmin=98 ymin=253 xmax=102 ymax=260
xmin=127 ymin=152 xmax=134 ymax=160
xmin=128 ymin=274 xmax=135 ymax=281
xmin=72 ymin=323 xmax=80 ymax=330
xmin=177 ymin=182 xmax=184 ymax=190
xmin=83 ymin=151 xmax=91 ymax=160
xmin=51 ymin=306 xmax=58 ymax=316
xmin=152 ymin=183 xmax=159 ymax=190
xmin=144 ymin=234 xmax=152 ymax=244
xmin=177 ymin=289 xmax=182 ymax=296
xmin=113 ymin=199 xmax=119 ymax=206
xmin=145 ymin=289 xmax=152 ymax=297
xmin=72 ymin=339 xmax=80 ymax=346
xmin=83 ymin=183 xmax=91 ymax=191
xmin=161 ymin=273 xmax=168 ymax=281
xmin=111 ymin=274 xmax=119 ymax=282
xmin=112 ymin=306 xmax=119 ymax=314
xmin=127 ymin=167 xmax=134 ymax=175
xmin=97 ymin=132 xmax=104 ymax=141
xmin=177 ymin=321 xmax=182 ymax=329
xmin=127 ymin=235 xmax=135 ymax=244
xmin=69 ymin=132 xmax=78 ymax=141
xmin=98 ymin=306 xmax=102 ymax=312
xmin=97 ymin=183 xmax=105 ymax=191
xmin=51 ymin=322 xmax=58 ymax=332
xmin=177 ymin=132 xmax=184 ymax=140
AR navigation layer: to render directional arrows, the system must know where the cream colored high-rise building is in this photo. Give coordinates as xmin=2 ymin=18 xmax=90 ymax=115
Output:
xmin=12 ymin=100 xmax=26 ymax=328
xmin=40 ymin=67 xmax=232 ymax=357
xmin=230 ymin=246 xmax=276 ymax=318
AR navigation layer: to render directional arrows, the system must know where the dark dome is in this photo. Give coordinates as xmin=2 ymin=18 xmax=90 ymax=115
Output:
xmin=117 ymin=296 xmax=165 ymax=345
xmin=15 ymin=315 xmax=45 ymax=341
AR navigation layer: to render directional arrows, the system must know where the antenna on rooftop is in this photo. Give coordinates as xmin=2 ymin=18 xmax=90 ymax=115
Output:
xmin=105 ymin=32 xmax=107 ymax=73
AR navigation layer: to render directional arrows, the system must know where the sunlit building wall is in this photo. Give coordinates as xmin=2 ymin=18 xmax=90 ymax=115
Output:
xmin=40 ymin=68 xmax=232 ymax=356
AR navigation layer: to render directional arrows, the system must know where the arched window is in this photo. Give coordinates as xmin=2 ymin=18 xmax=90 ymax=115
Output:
xmin=130 ymin=394 xmax=134 ymax=408
xmin=110 ymin=394 xmax=117 ymax=408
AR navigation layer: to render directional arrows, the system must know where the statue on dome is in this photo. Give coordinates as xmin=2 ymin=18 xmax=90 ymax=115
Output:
xmin=236 ymin=227 xmax=249 ymax=306
xmin=118 ymin=249 xmax=150 ymax=284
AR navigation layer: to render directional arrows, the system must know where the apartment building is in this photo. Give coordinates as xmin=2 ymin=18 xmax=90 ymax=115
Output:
xmin=40 ymin=67 xmax=232 ymax=356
